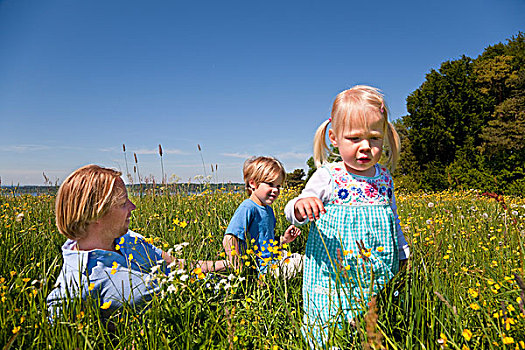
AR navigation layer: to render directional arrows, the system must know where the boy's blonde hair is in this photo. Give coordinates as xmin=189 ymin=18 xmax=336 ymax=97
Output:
xmin=55 ymin=164 xmax=126 ymax=240
xmin=243 ymin=156 xmax=286 ymax=195
xmin=313 ymin=85 xmax=400 ymax=170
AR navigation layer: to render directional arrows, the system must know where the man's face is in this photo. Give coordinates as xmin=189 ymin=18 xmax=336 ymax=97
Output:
xmin=97 ymin=178 xmax=136 ymax=239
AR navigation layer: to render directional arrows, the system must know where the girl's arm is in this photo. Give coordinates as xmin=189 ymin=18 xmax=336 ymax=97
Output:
xmin=284 ymin=167 xmax=332 ymax=225
xmin=390 ymin=192 xmax=410 ymax=260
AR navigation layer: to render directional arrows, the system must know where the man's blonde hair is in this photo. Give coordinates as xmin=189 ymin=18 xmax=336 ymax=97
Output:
xmin=243 ymin=156 xmax=286 ymax=195
xmin=55 ymin=164 xmax=125 ymax=240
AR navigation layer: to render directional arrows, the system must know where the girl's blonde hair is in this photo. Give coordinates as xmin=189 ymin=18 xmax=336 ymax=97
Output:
xmin=55 ymin=164 xmax=126 ymax=240
xmin=313 ymin=85 xmax=400 ymax=171
xmin=243 ymin=156 xmax=286 ymax=195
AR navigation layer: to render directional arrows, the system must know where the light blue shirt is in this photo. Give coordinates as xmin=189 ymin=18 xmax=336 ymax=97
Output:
xmin=225 ymin=198 xmax=276 ymax=273
xmin=47 ymin=230 xmax=167 ymax=318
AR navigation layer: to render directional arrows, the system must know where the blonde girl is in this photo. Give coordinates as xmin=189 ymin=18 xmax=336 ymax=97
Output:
xmin=284 ymin=85 xmax=409 ymax=347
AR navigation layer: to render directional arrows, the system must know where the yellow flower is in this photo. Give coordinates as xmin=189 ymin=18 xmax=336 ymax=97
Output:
xmin=470 ymin=303 xmax=481 ymax=310
xmin=344 ymin=265 xmax=351 ymax=271
xmin=193 ymin=267 xmax=202 ymax=275
xmin=233 ymin=336 xmax=238 ymax=342
xmin=245 ymin=261 xmax=251 ymax=267
xmin=230 ymin=250 xmax=237 ymax=257
xmin=443 ymin=255 xmax=450 ymax=260
xmin=179 ymin=221 xmax=187 ymax=228
xmin=462 ymin=329 xmax=473 ymax=341
xmin=377 ymin=246 xmax=384 ymax=252
xmin=284 ymin=258 xmax=290 ymax=264
xmin=22 ymin=278 xmax=30 ymax=283
xmin=461 ymin=345 xmax=470 ymax=350
xmin=88 ymin=283 xmax=95 ymax=291
xmin=128 ymin=253 xmax=134 ymax=261
xmin=111 ymin=267 xmax=117 ymax=275
xmin=100 ymin=301 xmax=112 ymax=309
xmin=10 ymin=271 xmax=16 ymax=277
xmin=468 ymin=288 xmax=478 ymax=298
xmin=502 ymin=336 xmax=514 ymax=344
xmin=219 ymin=252 xmax=226 ymax=258
xmin=246 ymin=297 xmax=253 ymax=303
xmin=115 ymin=244 xmax=120 ymax=250
xmin=198 ymin=273 xmax=205 ymax=280
xmin=12 ymin=326 xmax=20 ymax=334
xmin=438 ymin=333 xmax=447 ymax=347
xmin=364 ymin=251 xmax=372 ymax=258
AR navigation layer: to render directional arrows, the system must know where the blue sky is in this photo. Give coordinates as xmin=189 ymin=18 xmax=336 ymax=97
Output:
xmin=0 ymin=0 xmax=523 ymax=185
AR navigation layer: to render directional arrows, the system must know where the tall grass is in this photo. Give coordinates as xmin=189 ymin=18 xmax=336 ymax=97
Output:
xmin=0 ymin=187 xmax=524 ymax=349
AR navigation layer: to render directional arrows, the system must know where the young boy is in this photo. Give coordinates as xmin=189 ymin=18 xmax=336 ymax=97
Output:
xmin=223 ymin=156 xmax=303 ymax=277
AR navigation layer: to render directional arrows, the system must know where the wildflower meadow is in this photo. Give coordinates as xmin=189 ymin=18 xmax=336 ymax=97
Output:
xmin=0 ymin=185 xmax=524 ymax=349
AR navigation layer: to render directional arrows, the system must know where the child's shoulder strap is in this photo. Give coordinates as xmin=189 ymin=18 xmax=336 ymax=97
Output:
xmin=378 ymin=164 xmax=391 ymax=177
xmin=323 ymin=161 xmax=344 ymax=174
xmin=321 ymin=162 xmax=344 ymax=202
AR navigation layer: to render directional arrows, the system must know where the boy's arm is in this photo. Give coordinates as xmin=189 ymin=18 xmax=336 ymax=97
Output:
xmin=279 ymin=225 xmax=301 ymax=246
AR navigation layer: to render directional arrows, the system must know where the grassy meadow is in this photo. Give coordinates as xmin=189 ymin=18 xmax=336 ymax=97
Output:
xmin=0 ymin=185 xmax=524 ymax=349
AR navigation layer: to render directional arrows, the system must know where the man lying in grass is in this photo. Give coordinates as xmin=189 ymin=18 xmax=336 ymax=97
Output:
xmin=47 ymin=164 xmax=228 ymax=319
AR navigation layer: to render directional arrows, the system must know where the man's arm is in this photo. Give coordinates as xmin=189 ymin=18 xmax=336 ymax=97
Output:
xmin=223 ymin=234 xmax=241 ymax=270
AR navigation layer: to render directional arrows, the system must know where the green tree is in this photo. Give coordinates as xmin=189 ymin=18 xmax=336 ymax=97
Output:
xmin=400 ymin=32 xmax=525 ymax=194
xmin=285 ymin=168 xmax=306 ymax=189
xmin=305 ymin=145 xmax=341 ymax=182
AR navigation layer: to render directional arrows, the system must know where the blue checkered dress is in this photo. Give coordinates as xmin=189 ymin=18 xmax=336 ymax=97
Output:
xmin=302 ymin=162 xmax=399 ymax=346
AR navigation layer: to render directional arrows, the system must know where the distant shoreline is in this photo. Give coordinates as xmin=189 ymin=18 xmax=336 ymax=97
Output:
xmin=1 ymin=183 xmax=245 ymax=196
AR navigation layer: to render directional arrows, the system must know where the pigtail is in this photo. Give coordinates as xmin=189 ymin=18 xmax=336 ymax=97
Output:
xmin=385 ymin=121 xmax=400 ymax=172
xmin=313 ymin=120 xmax=331 ymax=168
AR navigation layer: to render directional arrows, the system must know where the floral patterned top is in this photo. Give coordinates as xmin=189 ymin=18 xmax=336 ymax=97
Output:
xmin=327 ymin=162 xmax=394 ymax=206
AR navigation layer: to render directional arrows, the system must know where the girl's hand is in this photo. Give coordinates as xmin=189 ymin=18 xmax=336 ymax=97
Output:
xmin=294 ymin=197 xmax=326 ymax=221
xmin=281 ymin=225 xmax=301 ymax=244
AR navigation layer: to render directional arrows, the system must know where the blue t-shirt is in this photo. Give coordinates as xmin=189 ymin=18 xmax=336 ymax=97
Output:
xmin=225 ymin=199 xmax=277 ymax=273
xmin=47 ymin=230 xmax=167 ymax=319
